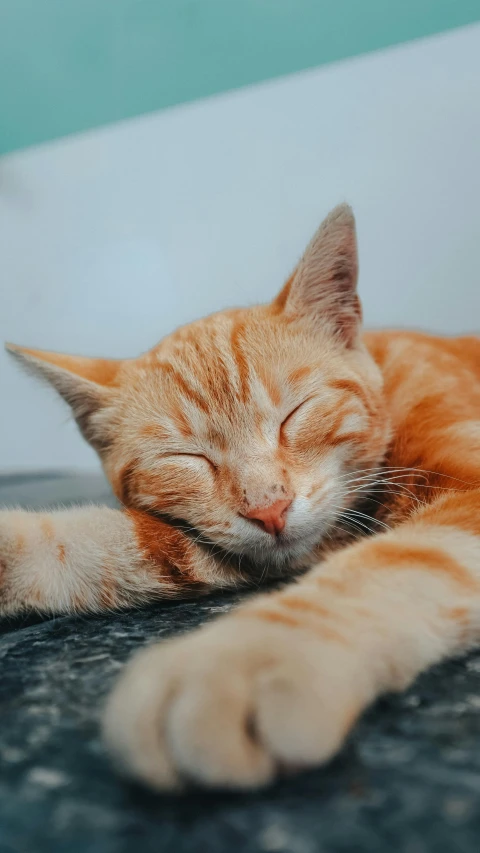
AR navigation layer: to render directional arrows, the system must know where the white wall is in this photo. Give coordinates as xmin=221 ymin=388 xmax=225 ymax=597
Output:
xmin=1 ymin=24 xmax=479 ymax=472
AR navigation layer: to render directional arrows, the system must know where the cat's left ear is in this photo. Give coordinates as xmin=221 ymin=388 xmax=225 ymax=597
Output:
xmin=275 ymin=203 xmax=361 ymax=347
xmin=5 ymin=344 xmax=121 ymax=453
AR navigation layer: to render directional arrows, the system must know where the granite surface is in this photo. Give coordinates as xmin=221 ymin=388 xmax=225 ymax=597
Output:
xmin=1 ymin=472 xmax=480 ymax=853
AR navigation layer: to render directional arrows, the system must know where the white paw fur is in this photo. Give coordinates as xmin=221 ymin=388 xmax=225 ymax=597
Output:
xmin=103 ymin=616 xmax=371 ymax=790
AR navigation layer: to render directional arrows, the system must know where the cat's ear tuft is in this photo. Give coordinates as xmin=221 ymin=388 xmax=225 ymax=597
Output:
xmin=5 ymin=344 xmax=121 ymax=454
xmin=276 ymin=203 xmax=362 ymax=346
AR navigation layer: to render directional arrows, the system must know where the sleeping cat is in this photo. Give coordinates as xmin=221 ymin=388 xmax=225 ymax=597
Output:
xmin=3 ymin=203 xmax=480 ymax=791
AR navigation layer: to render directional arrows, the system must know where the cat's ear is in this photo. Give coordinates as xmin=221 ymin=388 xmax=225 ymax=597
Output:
xmin=5 ymin=344 xmax=121 ymax=453
xmin=275 ymin=203 xmax=361 ymax=346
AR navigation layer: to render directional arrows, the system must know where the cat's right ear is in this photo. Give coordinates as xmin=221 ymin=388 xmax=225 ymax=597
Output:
xmin=5 ymin=344 xmax=121 ymax=454
xmin=274 ymin=203 xmax=362 ymax=347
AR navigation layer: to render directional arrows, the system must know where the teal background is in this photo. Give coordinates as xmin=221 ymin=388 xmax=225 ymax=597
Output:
xmin=1 ymin=0 xmax=479 ymax=154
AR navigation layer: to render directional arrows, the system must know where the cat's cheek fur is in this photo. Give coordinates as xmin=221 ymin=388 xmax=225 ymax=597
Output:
xmin=126 ymin=462 xmax=215 ymax=518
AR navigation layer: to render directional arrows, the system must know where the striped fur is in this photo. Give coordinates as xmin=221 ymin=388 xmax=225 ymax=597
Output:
xmin=4 ymin=203 xmax=480 ymax=790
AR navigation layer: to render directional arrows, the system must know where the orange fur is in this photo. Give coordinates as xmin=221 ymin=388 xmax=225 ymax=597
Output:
xmin=5 ymin=203 xmax=480 ymax=791
xmin=365 ymin=540 xmax=479 ymax=591
xmin=127 ymin=509 xmax=210 ymax=593
xmin=247 ymin=607 xmax=349 ymax=645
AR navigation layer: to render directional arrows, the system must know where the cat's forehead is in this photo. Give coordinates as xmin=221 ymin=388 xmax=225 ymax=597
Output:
xmin=152 ymin=307 xmax=334 ymax=377
xmin=156 ymin=308 xmax=267 ymax=361
xmin=160 ymin=316 xmax=283 ymax=426
xmin=125 ymin=309 xmax=347 ymax=438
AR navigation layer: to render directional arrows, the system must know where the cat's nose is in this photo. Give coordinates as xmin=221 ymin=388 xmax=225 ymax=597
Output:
xmin=242 ymin=498 xmax=292 ymax=536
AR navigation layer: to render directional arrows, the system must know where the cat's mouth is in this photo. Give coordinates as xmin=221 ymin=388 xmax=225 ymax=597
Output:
xmin=168 ymin=512 xmax=322 ymax=575
xmin=241 ymin=528 xmax=324 ymax=572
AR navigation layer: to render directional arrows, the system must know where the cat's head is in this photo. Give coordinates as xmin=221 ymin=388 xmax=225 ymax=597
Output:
xmin=7 ymin=205 xmax=390 ymax=571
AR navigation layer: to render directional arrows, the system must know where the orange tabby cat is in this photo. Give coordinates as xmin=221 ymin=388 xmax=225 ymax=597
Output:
xmin=3 ymin=204 xmax=480 ymax=790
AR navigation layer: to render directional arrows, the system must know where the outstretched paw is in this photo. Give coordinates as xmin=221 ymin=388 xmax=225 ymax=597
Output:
xmin=103 ymin=612 xmax=367 ymax=790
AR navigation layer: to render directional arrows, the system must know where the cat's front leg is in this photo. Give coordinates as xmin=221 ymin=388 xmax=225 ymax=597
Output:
xmin=0 ymin=506 xmax=227 ymax=617
xmin=104 ymin=507 xmax=480 ymax=790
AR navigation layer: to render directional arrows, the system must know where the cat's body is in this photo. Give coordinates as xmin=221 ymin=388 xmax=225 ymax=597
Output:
xmin=3 ymin=205 xmax=480 ymax=790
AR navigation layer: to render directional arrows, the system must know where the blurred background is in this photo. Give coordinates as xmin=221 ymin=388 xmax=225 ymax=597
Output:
xmin=0 ymin=1 xmax=479 ymax=472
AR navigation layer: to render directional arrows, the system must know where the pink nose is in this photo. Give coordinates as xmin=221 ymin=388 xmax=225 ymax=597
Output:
xmin=243 ymin=498 xmax=292 ymax=536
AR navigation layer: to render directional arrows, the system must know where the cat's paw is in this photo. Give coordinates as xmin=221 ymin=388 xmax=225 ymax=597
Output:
xmin=103 ymin=614 xmax=367 ymax=790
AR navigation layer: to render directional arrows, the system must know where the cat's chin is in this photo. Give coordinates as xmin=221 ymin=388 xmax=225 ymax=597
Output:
xmin=195 ymin=521 xmax=330 ymax=579
xmin=238 ymin=534 xmax=322 ymax=577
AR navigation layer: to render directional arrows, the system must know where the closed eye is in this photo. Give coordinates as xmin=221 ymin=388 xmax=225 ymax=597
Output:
xmin=280 ymin=399 xmax=313 ymax=432
xmin=173 ymin=453 xmax=217 ymax=471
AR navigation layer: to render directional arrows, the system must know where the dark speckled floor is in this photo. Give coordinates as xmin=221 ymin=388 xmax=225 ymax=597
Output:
xmin=1 ymin=473 xmax=480 ymax=853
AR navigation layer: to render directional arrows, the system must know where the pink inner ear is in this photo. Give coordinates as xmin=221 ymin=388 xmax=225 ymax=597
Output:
xmin=335 ymin=293 xmax=363 ymax=346
xmin=277 ymin=204 xmax=362 ymax=346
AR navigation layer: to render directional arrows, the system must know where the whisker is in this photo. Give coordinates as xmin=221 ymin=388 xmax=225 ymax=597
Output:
xmin=342 ymin=507 xmax=392 ymax=532
xmin=341 ymin=471 xmax=429 ymax=488
xmin=339 ymin=465 xmax=480 ymax=488
xmin=345 ymin=486 xmax=424 ymax=508
xmin=333 ymin=505 xmax=392 ymax=533
xmin=337 ymin=516 xmax=374 ymax=537
xmin=346 ymin=480 xmax=424 ymax=503
xmin=349 ymin=477 xmax=469 ymax=496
